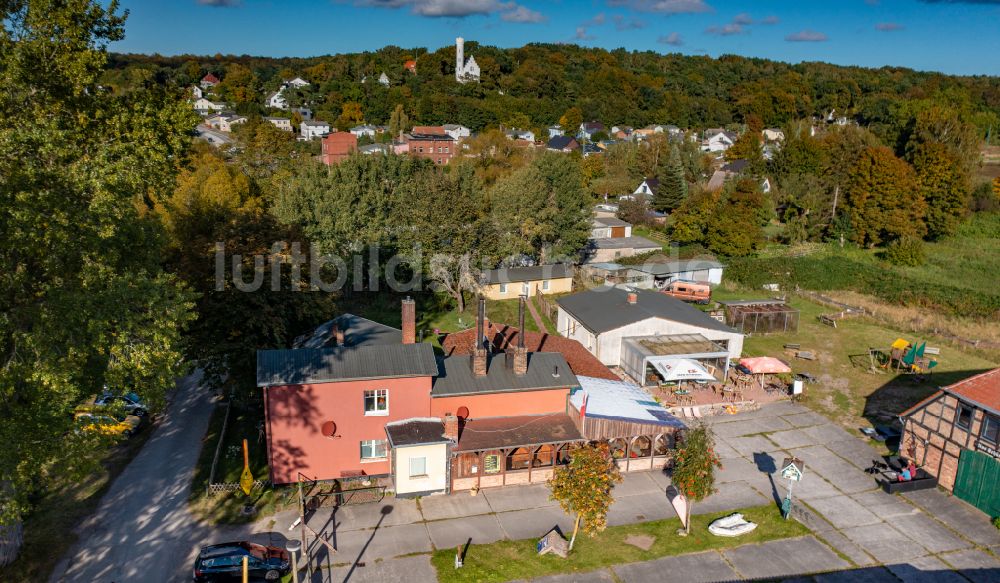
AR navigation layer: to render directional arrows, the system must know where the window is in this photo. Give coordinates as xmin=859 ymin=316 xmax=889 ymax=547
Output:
xmin=499 ymin=283 xmax=507 ymax=294
xmin=445 ymin=147 xmax=450 ymax=153
xmin=364 ymin=389 xmax=388 ymax=416
xmin=360 ymin=439 xmax=388 ymax=460
xmin=982 ymin=415 xmax=1000 ymax=444
xmin=542 ymin=280 xmax=550 ymax=291
xmin=956 ymin=404 xmax=974 ymax=430
xmin=409 ymin=456 xmax=427 ymax=477
xmin=484 ymin=454 xmax=500 ymax=474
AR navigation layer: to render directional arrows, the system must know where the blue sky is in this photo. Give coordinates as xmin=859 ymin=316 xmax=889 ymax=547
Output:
xmin=113 ymin=0 xmax=1000 ymax=75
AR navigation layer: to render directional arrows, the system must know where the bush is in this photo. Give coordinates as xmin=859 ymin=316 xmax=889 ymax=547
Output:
xmin=881 ymin=237 xmax=926 ymax=267
xmin=993 ymin=516 xmax=1000 ymax=530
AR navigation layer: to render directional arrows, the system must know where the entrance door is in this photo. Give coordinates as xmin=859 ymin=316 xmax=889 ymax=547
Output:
xmin=953 ymin=449 xmax=1000 ymax=517
xmin=610 ymin=226 xmax=626 ymax=238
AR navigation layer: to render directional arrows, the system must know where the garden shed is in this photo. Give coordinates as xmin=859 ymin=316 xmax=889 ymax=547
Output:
xmin=721 ymin=299 xmax=799 ymax=335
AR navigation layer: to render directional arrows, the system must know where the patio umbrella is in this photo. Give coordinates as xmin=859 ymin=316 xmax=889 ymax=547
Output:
xmin=739 ymin=357 xmax=792 ymax=391
xmin=652 ymin=358 xmax=717 ymax=383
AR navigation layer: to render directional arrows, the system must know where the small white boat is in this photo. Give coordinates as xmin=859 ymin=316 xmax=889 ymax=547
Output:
xmin=708 ymin=513 xmax=758 ymax=537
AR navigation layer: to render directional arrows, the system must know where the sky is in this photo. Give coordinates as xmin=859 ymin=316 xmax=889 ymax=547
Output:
xmin=112 ymin=0 xmax=1000 ymax=76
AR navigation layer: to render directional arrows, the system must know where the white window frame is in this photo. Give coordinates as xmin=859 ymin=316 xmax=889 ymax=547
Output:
xmin=522 ymin=282 xmax=529 ymax=295
xmin=409 ymin=456 xmax=427 ymax=478
xmin=542 ymin=280 xmax=550 ymax=291
xmin=364 ymin=389 xmax=389 ymax=416
xmin=499 ymin=283 xmax=507 ymax=294
xmin=360 ymin=439 xmax=388 ymax=461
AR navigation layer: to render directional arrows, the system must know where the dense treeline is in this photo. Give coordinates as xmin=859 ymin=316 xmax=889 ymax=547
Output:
xmin=106 ymin=43 xmax=1000 ymax=140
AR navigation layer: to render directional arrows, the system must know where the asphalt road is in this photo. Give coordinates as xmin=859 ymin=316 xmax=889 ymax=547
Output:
xmin=50 ymin=371 xmax=217 ymax=583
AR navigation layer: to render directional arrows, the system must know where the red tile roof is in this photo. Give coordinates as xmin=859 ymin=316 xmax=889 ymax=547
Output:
xmin=442 ymin=323 xmax=618 ymax=381
xmin=201 ymin=73 xmax=220 ymax=84
xmin=943 ymin=367 xmax=1000 ymax=412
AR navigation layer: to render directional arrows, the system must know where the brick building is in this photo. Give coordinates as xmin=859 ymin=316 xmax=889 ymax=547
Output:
xmin=321 ymin=131 xmax=357 ymax=165
xmin=402 ymin=128 xmax=455 ymax=165
xmin=901 ymin=368 xmax=1000 ymax=517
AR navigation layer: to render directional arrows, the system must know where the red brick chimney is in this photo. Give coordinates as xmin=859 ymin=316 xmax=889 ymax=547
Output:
xmin=472 ymin=297 xmax=488 ymax=376
xmin=443 ymin=414 xmax=459 ymax=441
xmin=333 ymin=324 xmax=344 ymax=346
xmin=401 ymin=297 xmax=416 ymax=344
xmin=514 ymin=295 xmax=528 ymax=376
xmin=627 ymin=291 xmax=638 ymax=305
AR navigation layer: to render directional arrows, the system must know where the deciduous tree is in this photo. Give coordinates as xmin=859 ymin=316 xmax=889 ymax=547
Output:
xmin=671 ymin=423 xmax=722 ymax=534
xmin=549 ymin=442 xmax=622 ymax=550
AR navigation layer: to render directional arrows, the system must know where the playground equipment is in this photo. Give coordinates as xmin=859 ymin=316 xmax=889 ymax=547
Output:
xmin=882 ymin=338 xmax=938 ymax=374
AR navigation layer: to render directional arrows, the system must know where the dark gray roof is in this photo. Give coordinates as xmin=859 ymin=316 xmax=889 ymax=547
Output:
xmin=294 ymin=313 xmax=401 ymax=349
xmin=593 ymin=217 xmax=630 ymax=228
xmin=481 ymin=264 xmax=573 ymax=285
xmin=590 ymin=236 xmax=661 ymax=250
xmin=257 ymin=343 xmax=438 ymax=387
xmin=431 ymin=352 xmax=579 ymax=397
xmin=385 ymin=419 xmax=449 ymax=447
xmin=555 ymin=286 xmax=739 ymax=335
xmin=547 ymin=135 xmax=577 ymax=150
xmin=721 ymin=159 xmax=749 ymax=173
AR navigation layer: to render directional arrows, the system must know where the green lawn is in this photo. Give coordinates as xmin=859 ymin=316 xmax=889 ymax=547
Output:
xmin=431 ymin=505 xmax=809 ymax=583
xmin=710 ymin=287 xmax=997 ymax=430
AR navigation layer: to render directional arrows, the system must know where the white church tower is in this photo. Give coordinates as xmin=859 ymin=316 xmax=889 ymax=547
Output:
xmin=455 ymin=37 xmax=480 ymax=84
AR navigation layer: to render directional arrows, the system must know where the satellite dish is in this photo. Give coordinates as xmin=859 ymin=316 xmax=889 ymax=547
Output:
xmin=457 ymin=406 xmax=470 ymax=420
xmin=321 ymin=421 xmax=337 ymax=437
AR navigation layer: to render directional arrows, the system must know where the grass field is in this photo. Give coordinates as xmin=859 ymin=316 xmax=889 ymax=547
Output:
xmin=710 ymin=287 xmax=997 ymax=432
xmin=430 ymin=505 xmax=809 ymax=583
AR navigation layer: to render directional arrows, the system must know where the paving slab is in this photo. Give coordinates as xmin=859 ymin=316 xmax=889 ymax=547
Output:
xmin=332 ymin=522 xmax=433 ymax=562
xmin=520 ymin=569 xmax=616 ymax=583
xmin=327 ymin=499 xmax=422 ymax=531
xmin=606 ymin=492 xmax=673 ymax=526
xmin=804 ymin=424 xmax=857 ymax=445
xmin=814 ymin=567 xmax=899 ymax=583
xmin=495 ymin=506 xmax=574 ymax=541
xmin=889 ymin=512 xmax=970 ymax=553
xmin=794 ymin=445 xmax=878 ymax=494
xmin=713 ymin=438 xmax=742 ymax=460
xmin=939 ymin=549 xmax=1000 ymax=583
xmin=713 ymin=419 xmax=771 ymax=439
xmin=809 ymin=495 xmax=883 ymax=529
xmin=715 ymin=456 xmax=762 ymax=484
xmin=816 ymin=528 xmax=877 ymax=566
xmin=850 ymin=491 xmax=920 ymax=519
xmin=324 ymin=554 xmax=437 ymax=583
xmin=723 ymin=535 xmax=850 ymax=579
xmin=825 ymin=439 xmax=885 ymax=470
xmin=613 ymin=550 xmax=738 ymax=583
xmin=424 ymin=514 xmax=505 ymax=549
xmin=790 ymin=501 xmax=836 ymax=533
xmin=782 ymin=411 xmax=830 ymax=428
xmin=483 ymin=483 xmax=555 ymax=513
xmin=840 ymin=523 xmax=927 ymax=563
xmin=692 ymin=480 xmax=768 ymax=515
xmin=725 ymin=434 xmax=779 ymax=457
xmin=903 ymin=489 xmax=1000 ymax=548
xmin=646 ymin=467 xmax=672 ymax=491
xmin=419 ymin=490 xmax=492 ymax=521
xmin=755 ymin=415 xmax=795 ymax=433
xmin=886 ymin=555 xmax=969 ymax=583
xmin=776 ymin=472 xmax=842 ymax=501
xmin=740 ymin=401 xmax=809 ymax=418
xmin=613 ymin=471 xmax=663 ymax=498
xmin=767 ymin=428 xmax=821 ymax=450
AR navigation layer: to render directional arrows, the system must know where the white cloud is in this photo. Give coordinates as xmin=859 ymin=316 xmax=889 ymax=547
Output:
xmin=575 ymin=26 xmax=596 ymax=40
xmin=759 ymin=15 xmax=780 ymax=24
xmin=705 ymin=22 xmax=745 ymax=35
xmin=357 ymin=0 xmax=543 ymax=22
xmin=502 ymin=5 xmax=545 ymax=22
xmin=583 ymin=12 xmax=607 ymax=26
xmin=658 ymin=32 xmax=684 ymax=46
xmin=607 ymin=0 xmax=713 ymax=15
xmin=613 ymin=14 xmax=647 ymax=30
xmin=732 ymin=12 xmax=753 ymax=25
xmin=785 ymin=29 xmax=829 ymax=42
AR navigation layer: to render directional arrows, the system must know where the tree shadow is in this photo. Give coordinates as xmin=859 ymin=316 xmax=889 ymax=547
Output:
xmin=343 ymin=504 xmax=393 ymax=582
xmin=752 ymin=451 xmax=781 ymax=507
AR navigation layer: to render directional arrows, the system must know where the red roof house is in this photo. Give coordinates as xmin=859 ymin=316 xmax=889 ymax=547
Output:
xmin=321 ymin=132 xmax=358 ymax=165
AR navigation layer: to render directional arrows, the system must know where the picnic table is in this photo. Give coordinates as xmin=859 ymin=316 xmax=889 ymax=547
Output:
xmin=672 ymin=389 xmax=694 ymax=406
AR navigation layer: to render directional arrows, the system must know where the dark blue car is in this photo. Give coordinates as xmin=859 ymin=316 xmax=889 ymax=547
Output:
xmin=193 ymin=541 xmax=290 ymax=582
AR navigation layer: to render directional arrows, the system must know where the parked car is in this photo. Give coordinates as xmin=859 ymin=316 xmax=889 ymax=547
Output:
xmin=73 ymin=410 xmax=142 ymax=437
xmin=661 ymin=279 xmax=711 ymax=304
xmin=193 ymin=542 xmax=290 ymax=582
xmin=94 ymin=391 xmax=148 ymax=416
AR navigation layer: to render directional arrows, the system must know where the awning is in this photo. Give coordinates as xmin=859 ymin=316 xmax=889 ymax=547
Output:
xmin=652 ymin=358 xmax=717 ymax=382
xmin=739 ymin=357 xmax=791 ymax=375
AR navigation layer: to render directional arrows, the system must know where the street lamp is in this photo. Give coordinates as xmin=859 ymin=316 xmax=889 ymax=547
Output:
xmin=286 ymin=539 xmax=302 ymax=583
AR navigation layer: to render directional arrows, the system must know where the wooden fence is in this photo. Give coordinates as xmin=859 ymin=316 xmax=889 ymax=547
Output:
xmin=205 ymin=400 xmax=270 ymax=496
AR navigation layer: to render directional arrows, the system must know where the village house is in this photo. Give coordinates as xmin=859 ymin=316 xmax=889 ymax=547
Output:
xmin=200 ymin=72 xmax=220 ymax=89
xmin=266 ymin=117 xmax=293 ymax=132
xmin=205 ymin=113 xmax=247 ymax=133
xmin=630 ymin=177 xmax=659 ymax=200
xmin=478 ymin=264 xmax=574 ymax=300
xmin=404 ymin=60 xmax=417 ymax=74
xmin=321 ymin=132 xmax=358 ymax=165
xmin=702 ymin=128 xmax=737 ymax=152
xmin=192 ymin=98 xmax=226 ymax=114
xmin=578 ymin=121 xmax=605 ymax=142
xmin=504 ymin=128 xmax=535 ymax=142
xmin=763 ymin=128 xmax=785 ymax=142
xmin=266 ymin=90 xmax=288 ymax=110
xmin=443 ymin=124 xmax=471 ymax=141
xmin=454 ymin=37 xmax=480 ymax=83
xmin=402 ymin=127 xmax=455 ymax=165
xmin=257 ymin=298 xmax=685 ymax=494
xmin=706 ymin=159 xmax=771 ymax=193
xmin=300 ymin=120 xmax=331 ymax=140
xmin=190 ymin=85 xmax=203 ymax=99
xmin=548 ymin=125 xmax=564 ymax=138
xmin=378 ymin=72 xmax=390 ymax=87
xmin=901 ymin=367 xmax=1000 ymax=517
xmin=350 ymin=124 xmax=378 ymax=138
xmin=584 ymin=217 xmax=660 ymax=263
xmin=284 ymin=76 xmax=310 ymax=88
xmin=556 ymin=286 xmax=744 ymax=385
xmin=582 ymin=259 xmax=725 ymax=290
xmin=546 ymin=135 xmax=579 ymax=153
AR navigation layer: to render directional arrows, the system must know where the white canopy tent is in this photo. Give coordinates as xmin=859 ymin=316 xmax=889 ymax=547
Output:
xmin=651 ymin=358 xmax=717 ymax=382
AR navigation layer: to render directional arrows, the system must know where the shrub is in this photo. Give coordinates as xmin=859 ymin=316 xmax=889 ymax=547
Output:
xmin=993 ymin=516 xmax=1000 ymax=530
xmin=881 ymin=237 xmax=926 ymax=267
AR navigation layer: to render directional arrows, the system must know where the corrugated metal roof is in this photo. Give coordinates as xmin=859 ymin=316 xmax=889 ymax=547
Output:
xmin=556 ymin=286 xmax=740 ymax=335
xmin=431 ymin=352 xmax=579 ymax=397
xmin=480 ymin=264 xmax=573 ymax=285
xmin=571 ymin=376 xmax=686 ymax=428
xmin=628 ymin=259 xmax=724 ymax=276
xmin=590 ymin=236 xmax=661 ymax=250
xmin=257 ymin=343 xmax=438 ymax=387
